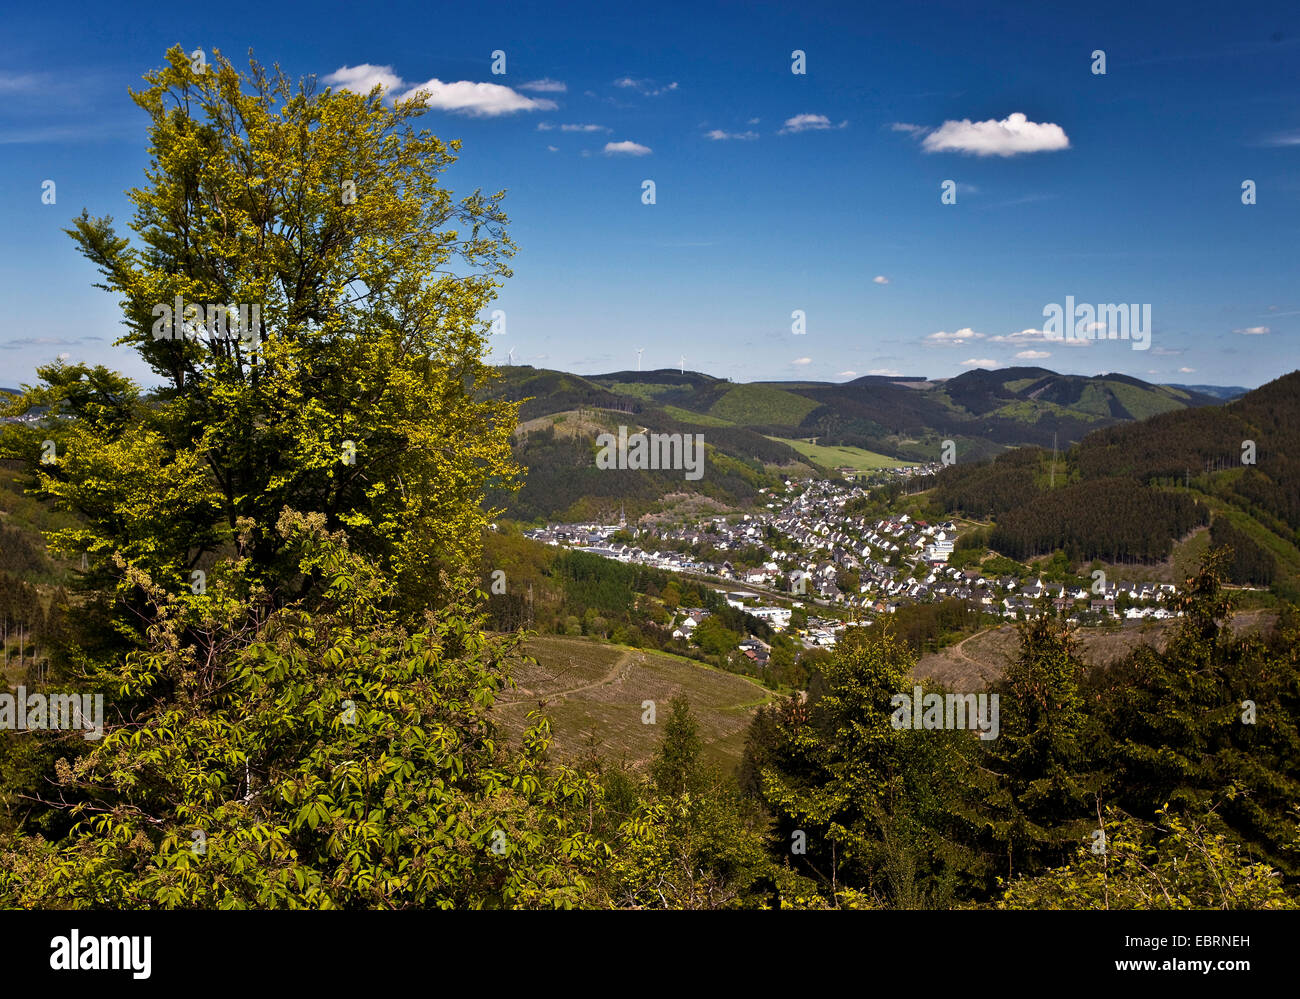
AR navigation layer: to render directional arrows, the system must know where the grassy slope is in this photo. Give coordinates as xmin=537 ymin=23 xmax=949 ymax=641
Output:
xmin=1108 ymin=381 xmax=1188 ymax=421
xmin=494 ymin=635 xmax=774 ymax=771
xmin=659 ymin=404 xmax=737 ymax=427
xmin=708 ymin=383 xmax=821 ymax=426
xmin=767 ymin=436 xmax=910 ymax=470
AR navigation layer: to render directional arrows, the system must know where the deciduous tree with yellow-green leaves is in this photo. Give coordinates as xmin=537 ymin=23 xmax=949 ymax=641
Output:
xmin=2 ymin=45 xmax=521 ymax=616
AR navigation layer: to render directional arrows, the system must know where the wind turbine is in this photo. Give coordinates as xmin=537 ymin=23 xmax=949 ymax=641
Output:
xmin=636 ymin=347 xmax=644 ymax=372
xmin=507 ymin=347 xmax=516 ymax=366
xmin=679 ymin=354 xmax=685 ymax=374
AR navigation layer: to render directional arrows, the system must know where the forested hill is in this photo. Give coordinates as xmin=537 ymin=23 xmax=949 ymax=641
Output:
xmin=482 ymin=364 xmax=1239 ymax=521
xmin=487 ymin=365 xmax=1229 ymax=458
xmin=927 ymin=370 xmax=1300 ymax=592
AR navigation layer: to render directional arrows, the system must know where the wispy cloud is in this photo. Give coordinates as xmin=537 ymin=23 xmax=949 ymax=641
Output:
xmin=519 ymin=78 xmax=566 ymax=93
xmin=974 ymin=192 xmax=1059 ymax=211
xmin=1260 ymin=131 xmax=1300 ymax=147
xmin=614 ymin=77 xmax=678 ymax=96
xmin=961 ymin=358 xmax=999 ymax=368
xmin=791 ymin=357 xmax=812 ymax=365
xmin=779 ymin=113 xmax=847 ymax=135
xmin=988 ymin=327 xmax=1088 ymax=349
xmin=1234 ymin=325 xmax=1270 ymax=334
xmin=705 ymin=129 xmax=759 ymax=141
xmin=0 ymin=72 xmax=42 ymax=94
xmin=0 ymin=335 xmax=103 ymax=350
xmin=0 ymin=121 xmax=135 ymax=145
xmin=872 ymin=275 xmax=890 ymax=285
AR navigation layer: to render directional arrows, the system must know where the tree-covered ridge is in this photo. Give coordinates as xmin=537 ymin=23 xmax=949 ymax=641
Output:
xmin=923 ymin=370 xmax=1300 ymax=586
xmin=487 ymin=364 xmax=1230 ymax=478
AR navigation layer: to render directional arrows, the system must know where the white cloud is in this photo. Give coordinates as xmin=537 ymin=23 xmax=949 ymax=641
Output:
xmin=546 ymin=145 xmax=558 ymax=152
xmin=1179 ymin=366 xmax=1196 ymax=373
xmin=561 ymin=123 xmax=610 ymax=132
xmin=792 ymin=357 xmax=812 ymax=365
xmin=322 ymin=64 xmax=406 ymax=94
xmin=705 ymin=129 xmax=759 ymax=141
xmin=1234 ymin=326 xmax=1270 ymax=335
xmin=399 ymin=78 xmax=557 ymax=115
xmin=961 ymin=358 xmax=999 ymax=368
xmin=747 ymin=117 xmax=761 ymax=125
xmin=778 ymin=113 xmax=847 ymax=135
xmin=1015 ymin=350 xmax=1051 ymax=359
xmin=536 ymin=122 xmax=554 ymax=131
xmin=926 ymin=327 xmax=983 ymax=344
xmin=868 ymin=368 xmax=902 ymax=377
xmin=890 ymin=122 xmax=927 ymax=135
xmin=920 ymin=112 xmax=1069 ymax=157
xmin=324 ymin=66 xmax=558 ymax=116
xmin=603 ymin=140 xmax=652 ymax=156
xmin=837 ymin=370 xmax=858 ymax=378
xmin=520 ymin=78 xmax=567 ymax=93
xmin=872 ymin=275 xmax=890 ymax=285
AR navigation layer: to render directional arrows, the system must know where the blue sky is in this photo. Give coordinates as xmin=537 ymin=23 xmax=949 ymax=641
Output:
xmin=2 ymin=0 xmax=1297 ymax=389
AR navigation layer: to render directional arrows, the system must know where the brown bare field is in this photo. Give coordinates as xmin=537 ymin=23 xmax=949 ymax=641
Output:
xmin=494 ymin=635 xmax=774 ymax=772
xmin=515 ymin=410 xmax=632 ymax=440
xmin=914 ymin=609 xmax=1276 ymax=692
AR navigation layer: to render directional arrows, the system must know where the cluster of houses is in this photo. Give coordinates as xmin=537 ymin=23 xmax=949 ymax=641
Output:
xmin=522 ymin=476 xmax=1181 ymax=665
xmin=665 ymin=598 xmax=840 ymax=657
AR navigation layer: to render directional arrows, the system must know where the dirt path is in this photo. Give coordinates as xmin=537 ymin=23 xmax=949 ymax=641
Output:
xmin=914 ymin=625 xmax=1016 ymax=690
xmin=544 ymin=649 xmax=639 ymax=701
xmin=943 ymin=627 xmax=1004 ymax=673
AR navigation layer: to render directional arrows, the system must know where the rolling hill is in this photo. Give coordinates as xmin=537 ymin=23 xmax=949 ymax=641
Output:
xmin=483 ymin=364 xmax=1239 ymax=522
xmin=927 ymin=370 xmax=1300 ymax=594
